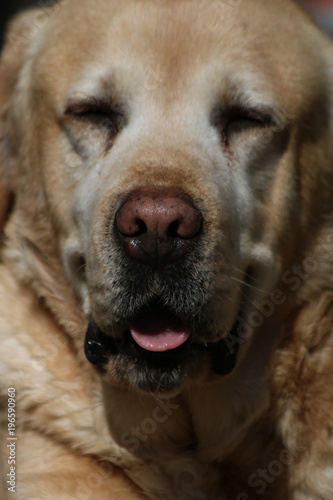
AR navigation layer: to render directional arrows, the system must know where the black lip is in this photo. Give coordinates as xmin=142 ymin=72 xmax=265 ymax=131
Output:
xmin=84 ymin=320 xmax=118 ymax=365
xmin=204 ymin=321 xmax=240 ymax=376
xmin=84 ymin=316 xmax=240 ymax=377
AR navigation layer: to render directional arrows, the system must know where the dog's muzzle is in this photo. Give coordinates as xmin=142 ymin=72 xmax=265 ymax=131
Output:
xmin=84 ymin=186 xmax=240 ymax=391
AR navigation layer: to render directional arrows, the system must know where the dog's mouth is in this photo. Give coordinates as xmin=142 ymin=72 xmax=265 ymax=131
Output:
xmin=129 ymin=306 xmax=191 ymax=352
xmin=84 ymin=301 xmax=240 ymax=393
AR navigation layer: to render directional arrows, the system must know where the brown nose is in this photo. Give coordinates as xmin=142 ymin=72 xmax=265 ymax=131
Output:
xmin=115 ymin=187 xmax=202 ymax=268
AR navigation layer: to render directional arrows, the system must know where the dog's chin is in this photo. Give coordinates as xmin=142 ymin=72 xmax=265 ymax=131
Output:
xmin=84 ymin=305 xmax=240 ymax=394
xmin=110 ymin=333 xmax=192 ymax=394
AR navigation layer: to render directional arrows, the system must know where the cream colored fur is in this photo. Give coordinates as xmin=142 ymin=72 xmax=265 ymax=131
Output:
xmin=1 ymin=1 xmax=333 ymax=499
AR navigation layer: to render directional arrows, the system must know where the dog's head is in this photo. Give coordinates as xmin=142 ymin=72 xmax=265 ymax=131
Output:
xmin=1 ymin=0 xmax=333 ymax=394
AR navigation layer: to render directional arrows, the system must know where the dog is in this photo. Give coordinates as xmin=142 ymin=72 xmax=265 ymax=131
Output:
xmin=1 ymin=0 xmax=333 ymax=498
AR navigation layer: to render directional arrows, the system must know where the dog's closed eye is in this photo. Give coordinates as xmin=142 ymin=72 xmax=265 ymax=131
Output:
xmin=63 ymin=98 xmax=125 ymax=154
xmin=213 ymin=104 xmax=275 ymax=146
xmin=65 ymin=100 xmax=123 ymax=134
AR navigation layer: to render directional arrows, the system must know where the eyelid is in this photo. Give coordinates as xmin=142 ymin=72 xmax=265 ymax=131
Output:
xmin=224 ymin=105 xmax=274 ymax=125
xmin=64 ymin=97 xmax=124 ymax=119
xmin=212 ymin=102 xmax=275 ymax=125
xmin=211 ymin=103 xmax=277 ymax=146
xmin=62 ymin=98 xmax=125 ymax=153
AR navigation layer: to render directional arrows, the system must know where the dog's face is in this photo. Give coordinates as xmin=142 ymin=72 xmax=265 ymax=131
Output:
xmin=1 ymin=0 xmax=332 ymax=394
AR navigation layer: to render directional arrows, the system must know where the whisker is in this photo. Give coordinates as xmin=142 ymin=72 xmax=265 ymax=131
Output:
xmin=230 ymin=276 xmax=269 ymax=295
xmin=231 ymin=266 xmax=263 ymax=286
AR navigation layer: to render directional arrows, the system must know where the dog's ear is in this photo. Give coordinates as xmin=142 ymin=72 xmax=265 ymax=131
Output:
xmin=0 ymin=8 xmax=49 ymax=230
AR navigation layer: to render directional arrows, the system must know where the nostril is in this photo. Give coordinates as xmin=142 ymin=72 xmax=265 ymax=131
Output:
xmin=167 ymin=220 xmax=181 ymax=238
xmin=167 ymin=214 xmax=202 ymax=239
xmin=115 ymin=210 xmax=147 ymax=237
xmin=133 ymin=219 xmax=147 ymax=237
xmin=118 ymin=217 xmax=147 ymax=237
xmin=175 ymin=212 xmax=202 ymax=239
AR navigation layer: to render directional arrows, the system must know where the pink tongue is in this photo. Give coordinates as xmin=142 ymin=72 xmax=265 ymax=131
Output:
xmin=130 ymin=311 xmax=191 ymax=352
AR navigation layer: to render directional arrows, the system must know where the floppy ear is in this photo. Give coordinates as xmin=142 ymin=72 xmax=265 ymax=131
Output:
xmin=0 ymin=8 xmax=48 ymax=231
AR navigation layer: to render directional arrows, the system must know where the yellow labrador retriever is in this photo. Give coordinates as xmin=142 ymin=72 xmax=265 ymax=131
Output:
xmin=1 ymin=0 xmax=333 ymax=498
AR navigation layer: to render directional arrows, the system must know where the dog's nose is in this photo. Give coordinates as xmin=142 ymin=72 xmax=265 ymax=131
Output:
xmin=115 ymin=187 xmax=202 ymax=268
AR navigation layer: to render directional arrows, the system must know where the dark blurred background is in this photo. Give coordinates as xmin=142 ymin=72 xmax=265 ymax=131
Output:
xmin=1 ymin=0 xmax=333 ymax=49
xmin=0 ymin=0 xmax=58 ymax=48
xmin=300 ymin=0 xmax=333 ymax=35
xmin=1 ymin=0 xmax=37 ymax=46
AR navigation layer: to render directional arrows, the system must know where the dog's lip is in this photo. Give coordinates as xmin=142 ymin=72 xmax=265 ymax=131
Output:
xmin=129 ymin=307 xmax=191 ymax=352
xmin=85 ymin=312 xmax=240 ymax=378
